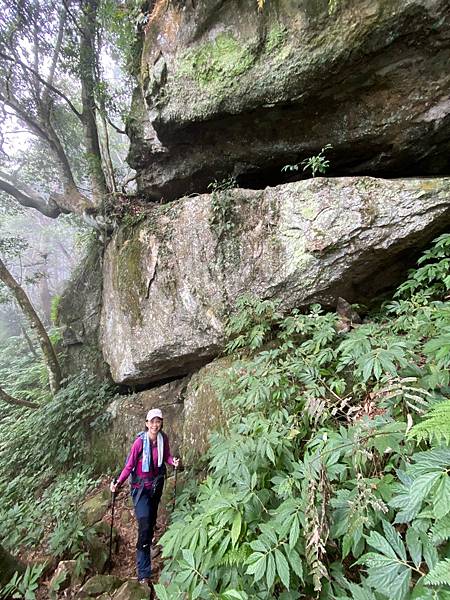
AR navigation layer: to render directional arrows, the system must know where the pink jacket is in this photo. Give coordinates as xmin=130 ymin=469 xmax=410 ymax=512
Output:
xmin=117 ymin=433 xmax=175 ymax=488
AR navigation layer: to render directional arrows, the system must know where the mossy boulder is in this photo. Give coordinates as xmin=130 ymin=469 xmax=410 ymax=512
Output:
xmin=0 ymin=544 xmax=23 ymax=586
xmin=101 ymin=176 xmax=450 ymax=386
xmin=49 ymin=560 xmax=81 ymax=597
xmin=112 ymin=580 xmax=150 ymax=600
xmin=58 ymin=240 xmax=110 ymax=380
xmin=76 ymin=574 xmax=123 ymax=598
xmin=80 ymin=489 xmax=110 ymax=526
xmin=183 ymin=357 xmax=232 ymax=463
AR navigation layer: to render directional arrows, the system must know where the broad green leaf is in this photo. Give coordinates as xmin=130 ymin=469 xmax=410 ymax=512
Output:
xmin=286 ymin=547 xmax=303 ymax=581
xmin=391 ymin=567 xmax=412 ymax=600
xmin=191 ymin=581 xmax=204 ymax=600
xmin=289 ymin=515 xmax=300 ymax=549
xmin=424 ymin=559 xmax=450 ymax=587
xmin=342 ymin=533 xmax=352 ymax=559
xmin=405 ymin=527 xmax=422 ymax=569
xmin=266 ymin=444 xmax=276 ymax=464
xmin=221 ymin=591 xmax=248 ymax=600
xmin=182 ymin=549 xmax=195 ymax=569
xmin=231 ymin=512 xmax=242 ymax=546
xmin=250 ymin=539 xmax=267 ymax=552
xmin=246 ymin=554 xmax=266 ymax=582
xmin=366 ymin=530 xmax=397 ymax=559
xmin=266 ymin=552 xmax=276 ymax=589
xmin=433 ymin=474 xmax=450 ymax=519
xmin=347 ymin=581 xmax=377 ymax=600
xmin=420 ymin=532 xmax=439 ymax=570
xmin=153 ymin=584 xmax=170 ymax=600
xmin=275 ymin=548 xmax=290 ymax=589
xmin=362 ymin=357 xmax=374 ymax=382
xmin=382 ymin=520 xmax=407 ymax=561
xmin=410 ymin=472 xmax=441 ymax=507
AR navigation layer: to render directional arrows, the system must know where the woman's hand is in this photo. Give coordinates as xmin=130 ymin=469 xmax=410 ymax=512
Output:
xmin=110 ymin=480 xmax=119 ymax=494
xmin=173 ymin=457 xmax=181 ymax=469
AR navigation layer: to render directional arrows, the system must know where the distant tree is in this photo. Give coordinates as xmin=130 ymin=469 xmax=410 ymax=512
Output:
xmin=0 ymin=253 xmax=61 ymax=394
xmin=0 ymin=0 xmax=129 ymax=219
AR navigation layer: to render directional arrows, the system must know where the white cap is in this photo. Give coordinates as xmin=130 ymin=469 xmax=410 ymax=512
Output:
xmin=146 ymin=408 xmax=163 ymax=421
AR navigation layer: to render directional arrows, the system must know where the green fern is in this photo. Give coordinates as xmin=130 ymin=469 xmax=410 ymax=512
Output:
xmin=217 ymin=545 xmax=251 ymax=567
xmin=424 ymin=558 xmax=450 ymax=587
xmin=408 ymin=400 xmax=450 ymax=445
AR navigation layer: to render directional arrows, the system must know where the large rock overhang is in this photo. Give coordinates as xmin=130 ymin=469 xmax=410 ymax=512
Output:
xmin=100 ymin=176 xmax=450 ymax=385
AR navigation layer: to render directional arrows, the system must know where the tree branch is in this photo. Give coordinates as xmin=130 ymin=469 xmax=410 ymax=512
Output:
xmin=47 ymin=7 xmax=67 ymax=92
xmin=0 ymin=50 xmax=83 ymax=119
xmin=62 ymin=0 xmax=84 ymax=37
xmin=0 ymin=170 xmax=62 ymax=217
xmin=0 ymin=89 xmax=53 ymax=144
xmin=0 ymin=385 xmax=38 ymax=409
xmin=0 ymin=170 xmax=98 ymax=219
xmin=103 ymin=112 xmax=126 ymax=135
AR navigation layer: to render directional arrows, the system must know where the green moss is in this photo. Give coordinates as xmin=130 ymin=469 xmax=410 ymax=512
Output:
xmin=89 ymin=433 xmax=123 ymax=476
xmin=179 ymin=34 xmax=255 ymax=86
xmin=116 ymin=228 xmax=146 ymax=326
xmin=114 ymin=202 xmax=184 ymax=325
xmin=183 ymin=358 xmax=233 ymax=463
xmin=265 ymin=25 xmax=287 ymax=53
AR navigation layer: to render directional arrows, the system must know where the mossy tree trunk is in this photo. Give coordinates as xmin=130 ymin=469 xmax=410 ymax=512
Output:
xmin=0 ymin=542 xmax=24 ymax=586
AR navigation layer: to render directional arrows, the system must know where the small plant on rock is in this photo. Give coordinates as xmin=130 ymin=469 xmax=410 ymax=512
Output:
xmin=208 ymin=176 xmax=238 ymax=238
xmin=282 ymin=144 xmax=332 ymax=177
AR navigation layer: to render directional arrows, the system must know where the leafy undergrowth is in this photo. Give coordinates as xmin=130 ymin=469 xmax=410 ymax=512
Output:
xmin=32 ymin=480 xmax=168 ymax=598
xmin=0 ymin=331 xmax=176 ymax=598
xmin=0 ymin=338 xmax=119 ymax=598
xmin=155 ymin=234 xmax=450 ymax=600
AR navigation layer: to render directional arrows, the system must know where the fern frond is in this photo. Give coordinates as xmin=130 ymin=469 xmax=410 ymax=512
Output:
xmin=424 ymin=558 xmax=450 ymax=587
xmin=408 ymin=400 xmax=450 ymax=445
xmin=217 ymin=546 xmax=250 ymax=567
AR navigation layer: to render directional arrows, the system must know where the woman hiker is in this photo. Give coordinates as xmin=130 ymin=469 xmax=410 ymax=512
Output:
xmin=110 ymin=408 xmax=180 ymax=585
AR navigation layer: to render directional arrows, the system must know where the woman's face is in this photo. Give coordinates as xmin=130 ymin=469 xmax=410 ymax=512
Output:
xmin=147 ymin=417 xmax=162 ymax=436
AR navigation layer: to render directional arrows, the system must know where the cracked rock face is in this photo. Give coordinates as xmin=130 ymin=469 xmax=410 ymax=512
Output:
xmin=128 ymin=0 xmax=450 ymax=201
xmin=100 ymin=176 xmax=450 ymax=385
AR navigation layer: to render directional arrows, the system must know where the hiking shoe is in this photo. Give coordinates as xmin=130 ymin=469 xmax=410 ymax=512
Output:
xmin=138 ymin=578 xmax=150 ymax=586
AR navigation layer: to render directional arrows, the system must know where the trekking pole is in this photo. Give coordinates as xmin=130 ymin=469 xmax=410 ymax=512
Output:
xmin=172 ymin=464 xmax=178 ymax=512
xmin=107 ymin=478 xmax=117 ymax=574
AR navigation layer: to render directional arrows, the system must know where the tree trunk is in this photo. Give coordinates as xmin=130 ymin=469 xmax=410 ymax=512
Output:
xmin=0 ymin=542 xmax=24 ymax=586
xmin=20 ymin=325 xmax=38 ymax=358
xmin=0 ymin=257 xmax=61 ymax=394
xmin=80 ymin=0 xmax=108 ymax=207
